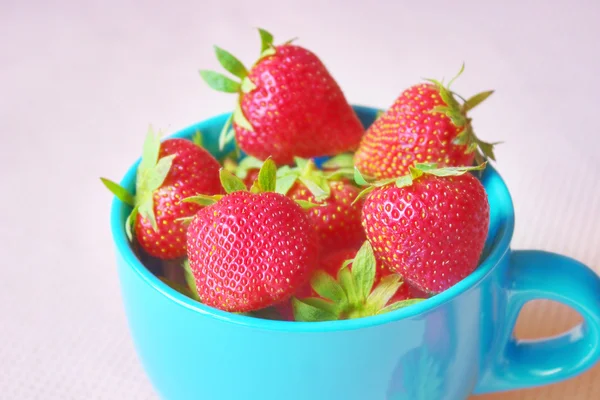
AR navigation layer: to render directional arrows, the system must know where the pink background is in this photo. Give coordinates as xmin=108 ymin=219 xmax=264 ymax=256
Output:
xmin=1 ymin=0 xmax=599 ymax=398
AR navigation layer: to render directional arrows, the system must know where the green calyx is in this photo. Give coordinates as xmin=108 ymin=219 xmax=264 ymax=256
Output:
xmin=183 ymin=157 xmax=319 ymax=210
xmin=200 ymin=28 xmax=282 ymax=151
xmin=292 ymin=241 xmax=425 ymax=322
xmin=229 ymin=155 xmax=354 ymax=203
xmin=100 ymin=126 xmax=178 ymax=241
xmin=275 ymin=156 xmax=356 ymax=202
xmin=158 ymin=259 xmax=201 ymax=301
xmin=424 ymin=64 xmax=499 ymax=164
xmin=352 ymin=162 xmax=487 ymax=204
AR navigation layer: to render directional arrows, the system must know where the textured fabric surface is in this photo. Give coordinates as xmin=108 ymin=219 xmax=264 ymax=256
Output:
xmin=1 ymin=0 xmax=599 ymax=399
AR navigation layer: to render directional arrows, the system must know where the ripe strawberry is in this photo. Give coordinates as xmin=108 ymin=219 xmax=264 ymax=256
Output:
xmin=293 ymin=241 xmax=425 ymax=321
xmin=358 ymin=163 xmax=490 ymax=294
xmin=101 ymin=128 xmax=222 ymax=259
xmin=276 ymin=157 xmax=366 ymax=254
xmin=200 ymin=28 xmax=364 ymax=164
xmin=354 ymin=66 xmax=497 ymax=179
xmin=185 ymin=159 xmax=319 ymax=312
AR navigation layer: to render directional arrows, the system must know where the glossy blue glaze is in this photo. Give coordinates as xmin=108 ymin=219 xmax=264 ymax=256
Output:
xmin=111 ymin=106 xmax=600 ymax=400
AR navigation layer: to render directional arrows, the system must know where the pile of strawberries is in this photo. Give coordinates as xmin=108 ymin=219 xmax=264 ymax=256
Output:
xmin=102 ymin=29 xmax=495 ymax=322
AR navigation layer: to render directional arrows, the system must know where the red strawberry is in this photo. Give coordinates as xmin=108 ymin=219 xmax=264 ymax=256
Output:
xmin=293 ymin=241 xmax=425 ymax=322
xmin=277 ymin=158 xmax=366 ymax=254
xmin=101 ymin=129 xmax=222 ymax=259
xmin=185 ymin=160 xmax=319 ymax=312
xmin=289 ymin=181 xmax=364 ymax=252
xmin=354 ymin=67 xmax=496 ymax=179
xmin=200 ymin=28 xmax=364 ymax=164
xmin=358 ymin=164 xmax=490 ymax=294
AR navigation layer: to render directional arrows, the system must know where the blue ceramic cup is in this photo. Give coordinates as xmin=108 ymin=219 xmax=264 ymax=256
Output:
xmin=111 ymin=106 xmax=600 ymax=400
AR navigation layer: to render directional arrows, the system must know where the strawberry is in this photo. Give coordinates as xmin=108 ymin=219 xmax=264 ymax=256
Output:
xmin=185 ymin=159 xmax=319 ymax=312
xmin=293 ymin=241 xmax=425 ymax=321
xmin=200 ymin=28 xmax=364 ymax=164
xmin=356 ymin=163 xmax=490 ymax=294
xmin=354 ymin=66 xmax=497 ymax=179
xmin=101 ymin=128 xmax=222 ymax=259
xmin=275 ymin=157 xmax=366 ymax=254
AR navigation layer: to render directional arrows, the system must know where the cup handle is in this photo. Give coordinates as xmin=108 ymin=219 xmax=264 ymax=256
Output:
xmin=474 ymin=250 xmax=600 ymax=394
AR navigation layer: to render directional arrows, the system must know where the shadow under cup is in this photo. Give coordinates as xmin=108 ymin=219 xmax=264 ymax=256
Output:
xmin=110 ymin=106 xmax=600 ymax=400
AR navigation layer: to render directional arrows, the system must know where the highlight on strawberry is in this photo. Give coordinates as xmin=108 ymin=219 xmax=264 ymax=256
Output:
xmin=199 ymin=28 xmax=364 ymax=164
xmin=355 ymin=163 xmax=490 ymax=294
xmin=354 ymin=65 xmax=499 ymax=179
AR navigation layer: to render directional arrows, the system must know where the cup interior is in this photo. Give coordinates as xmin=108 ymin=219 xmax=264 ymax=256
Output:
xmin=110 ymin=105 xmax=515 ymax=332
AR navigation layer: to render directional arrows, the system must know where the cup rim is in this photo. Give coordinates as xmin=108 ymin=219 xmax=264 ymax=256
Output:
xmin=111 ymin=105 xmax=515 ymax=332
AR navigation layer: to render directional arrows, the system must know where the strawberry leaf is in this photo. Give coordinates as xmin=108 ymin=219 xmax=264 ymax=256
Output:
xmin=146 ymin=154 xmax=176 ymax=191
xmin=378 ymin=298 xmax=426 ymax=315
xmin=218 ymin=114 xmax=234 ymax=151
xmin=181 ymin=259 xmax=200 ymax=300
xmin=159 ymin=277 xmax=199 ymax=300
xmin=447 ymin=62 xmax=465 ymax=89
xmin=183 ymin=194 xmax=223 ymax=206
xmin=294 ymin=199 xmax=322 ymax=210
xmin=324 ymin=167 xmax=355 ymax=181
xmin=322 ymin=153 xmax=355 ymax=169
xmin=192 ymin=130 xmax=203 ymax=147
xmin=354 ymin=167 xmax=369 ymax=186
xmin=240 ymin=77 xmax=257 ymax=93
xmin=418 ymin=163 xmax=486 ymax=177
xmin=233 ymin=98 xmax=254 ymax=131
xmin=261 ymin=47 xmax=276 ymax=58
xmin=214 ymin=46 xmax=248 ymax=79
xmin=395 ymin=175 xmax=413 ymax=188
xmin=302 ymin=297 xmax=340 ymax=316
xmin=140 ymin=126 xmax=161 ymax=173
xmin=463 ymin=90 xmax=494 ymax=112
xmin=298 ymin=176 xmax=329 ymax=201
xmin=125 ymin=206 xmax=138 ymax=241
xmin=351 ymin=241 xmax=376 ymax=302
xmin=310 ymin=270 xmax=348 ymax=304
xmin=352 ymin=186 xmax=375 ymax=205
xmin=293 ymin=156 xmax=309 ymax=171
xmin=338 ymin=267 xmax=359 ymax=306
xmin=236 ymin=156 xmax=264 ymax=179
xmin=258 ymin=28 xmax=274 ymax=53
xmin=275 ymin=173 xmax=298 ymax=196
xmin=365 ymin=274 xmax=403 ymax=313
xmin=292 ymin=297 xmax=338 ymax=322
xmin=413 ymin=163 xmax=437 ymax=171
xmin=249 ymin=181 xmax=261 ymax=194
xmin=219 ymin=169 xmax=247 ymax=194
xmin=429 ymin=106 xmax=452 ymax=116
xmin=452 ymin=130 xmax=470 ymax=145
xmin=476 ymin=139 xmax=498 ymax=161
xmin=138 ymin=199 xmax=158 ymax=231
xmin=175 ymin=216 xmax=195 ymax=225
xmin=199 ymin=70 xmax=241 ymax=93
xmin=257 ymin=158 xmax=277 ymax=192
xmin=100 ymin=178 xmax=134 ymax=206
